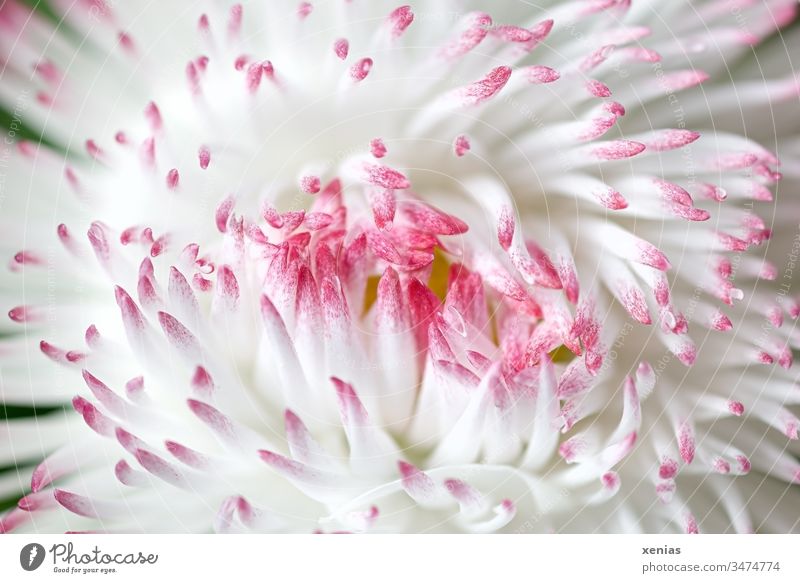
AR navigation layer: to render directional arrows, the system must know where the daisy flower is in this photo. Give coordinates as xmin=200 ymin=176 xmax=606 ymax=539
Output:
xmin=0 ymin=0 xmax=798 ymax=533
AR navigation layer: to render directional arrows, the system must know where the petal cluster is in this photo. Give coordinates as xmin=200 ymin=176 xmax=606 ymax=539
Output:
xmin=0 ymin=0 xmax=798 ymax=533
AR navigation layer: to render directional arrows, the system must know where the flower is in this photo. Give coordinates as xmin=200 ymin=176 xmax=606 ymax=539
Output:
xmin=0 ymin=0 xmax=798 ymax=533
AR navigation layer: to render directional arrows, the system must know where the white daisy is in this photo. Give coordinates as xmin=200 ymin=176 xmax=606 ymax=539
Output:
xmin=0 ymin=0 xmax=798 ymax=533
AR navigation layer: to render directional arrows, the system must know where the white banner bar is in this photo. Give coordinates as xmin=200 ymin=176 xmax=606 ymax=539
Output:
xmin=1 ymin=534 xmax=798 ymax=582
